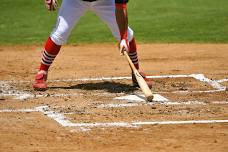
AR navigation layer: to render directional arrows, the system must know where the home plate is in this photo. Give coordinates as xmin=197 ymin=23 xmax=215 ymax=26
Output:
xmin=114 ymin=94 xmax=169 ymax=102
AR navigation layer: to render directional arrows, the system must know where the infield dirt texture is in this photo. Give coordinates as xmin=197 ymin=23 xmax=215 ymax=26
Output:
xmin=0 ymin=0 xmax=228 ymax=152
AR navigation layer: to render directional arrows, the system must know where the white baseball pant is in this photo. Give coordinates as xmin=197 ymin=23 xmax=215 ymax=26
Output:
xmin=50 ymin=0 xmax=134 ymax=45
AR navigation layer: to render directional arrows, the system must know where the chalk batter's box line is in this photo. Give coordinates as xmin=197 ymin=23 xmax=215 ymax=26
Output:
xmin=0 ymin=74 xmax=227 ymax=131
xmin=96 ymin=101 xmax=228 ymax=108
xmin=1 ymin=106 xmax=228 ymax=131
xmin=217 ymin=79 xmax=228 ymax=83
xmin=51 ymin=74 xmax=226 ymax=91
xmin=0 ymin=74 xmax=226 ymax=100
xmin=3 ymin=73 xmax=226 ymax=89
xmin=1 ymin=73 xmax=225 ymax=83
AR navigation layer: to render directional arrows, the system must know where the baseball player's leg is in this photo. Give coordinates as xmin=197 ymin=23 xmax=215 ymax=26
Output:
xmin=92 ymin=0 xmax=139 ymax=67
xmin=50 ymin=0 xmax=87 ymax=45
xmin=92 ymin=0 xmax=152 ymax=88
xmin=33 ymin=0 xmax=87 ymax=90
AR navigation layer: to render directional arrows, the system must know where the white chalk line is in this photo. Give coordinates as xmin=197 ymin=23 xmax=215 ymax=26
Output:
xmin=2 ymin=74 xmax=193 ymax=84
xmin=0 ymin=74 xmax=227 ymax=131
xmin=97 ymin=101 xmax=205 ymax=108
xmin=0 ymin=109 xmax=38 ymax=113
xmin=165 ymin=89 xmax=225 ymax=94
xmin=70 ymin=120 xmax=228 ymax=128
xmin=115 ymin=94 xmax=169 ymax=102
xmin=0 ymin=74 xmax=226 ymax=101
xmin=0 ymin=73 xmax=215 ymax=84
xmin=35 ymin=106 xmax=73 ymax=127
xmin=52 ymin=74 xmax=193 ymax=82
xmin=2 ymin=74 xmax=225 ymax=84
xmin=191 ymin=74 xmax=226 ymax=91
xmin=0 ymin=81 xmax=33 ymax=100
xmin=211 ymin=101 xmax=228 ymax=104
xmin=0 ymin=74 xmax=225 ymax=85
xmin=0 ymin=89 xmax=224 ymax=101
xmin=217 ymin=79 xmax=228 ymax=83
xmin=97 ymin=100 xmax=228 ymax=108
xmin=1 ymin=106 xmax=228 ymax=131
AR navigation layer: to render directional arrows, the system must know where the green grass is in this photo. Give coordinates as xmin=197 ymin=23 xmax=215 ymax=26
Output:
xmin=0 ymin=0 xmax=228 ymax=44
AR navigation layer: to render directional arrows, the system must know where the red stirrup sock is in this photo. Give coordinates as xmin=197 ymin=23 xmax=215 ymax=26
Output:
xmin=128 ymin=38 xmax=139 ymax=70
xmin=39 ymin=37 xmax=61 ymax=71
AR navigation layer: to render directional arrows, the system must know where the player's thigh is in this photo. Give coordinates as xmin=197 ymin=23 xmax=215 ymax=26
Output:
xmin=51 ymin=0 xmax=87 ymax=45
xmin=93 ymin=0 xmax=134 ymax=41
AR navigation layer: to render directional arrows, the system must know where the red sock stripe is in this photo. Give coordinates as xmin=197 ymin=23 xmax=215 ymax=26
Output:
xmin=128 ymin=52 xmax=137 ymax=56
xmin=41 ymin=59 xmax=52 ymax=66
xmin=45 ymin=37 xmax=61 ymax=55
xmin=130 ymin=57 xmax=138 ymax=62
xmin=129 ymin=38 xmax=137 ymax=53
xmin=43 ymin=50 xmax=56 ymax=58
xmin=129 ymin=52 xmax=139 ymax=67
xmin=39 ymin=37 xmax=61 ymax=71
xmin=129 ymin=55 xmax=138 ymax=60
xmin=129 ymin=52 xmax=138 ymax=60
xmin=128 ymin=38 xmax=139 ymax=69
xmin=42 ymin=50 xmax=56 ymax=64
xmin=43 ymin=52 xmax=55 ymax=60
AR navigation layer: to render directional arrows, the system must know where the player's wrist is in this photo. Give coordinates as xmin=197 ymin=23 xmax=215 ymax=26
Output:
xmin=115 ymin=3 xmax=127 ymax=9
xmin=120 ymin=30 xmax=128 ymax=40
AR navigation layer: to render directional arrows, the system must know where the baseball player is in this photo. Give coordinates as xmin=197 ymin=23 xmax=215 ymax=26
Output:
xmin=33 ymin=0 xmax=152 ymax=90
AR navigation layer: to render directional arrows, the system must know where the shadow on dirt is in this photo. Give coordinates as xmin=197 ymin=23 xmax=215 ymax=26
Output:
xmin=49 ymin=81 xmax=138 ymax=94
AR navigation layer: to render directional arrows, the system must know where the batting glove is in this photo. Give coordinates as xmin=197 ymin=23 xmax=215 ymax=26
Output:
xmin=119 ymin=39 xmax=129 ymax=55
xmin=44 ymin=0 xmax=58 ymax=11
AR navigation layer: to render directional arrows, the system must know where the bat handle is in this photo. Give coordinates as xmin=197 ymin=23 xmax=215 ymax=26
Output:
xmin=123 ymin=51 xmax=137 ymax=72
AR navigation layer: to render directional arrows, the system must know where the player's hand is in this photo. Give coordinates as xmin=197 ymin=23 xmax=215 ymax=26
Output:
xmin=44 ymin=0 xmax=58 ymax=11
xmin=119 ymin=39 xmax=129 ymax=55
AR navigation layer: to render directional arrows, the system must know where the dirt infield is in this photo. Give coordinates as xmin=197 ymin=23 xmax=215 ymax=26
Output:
xmin=0 ymin=44 xmax=228 ymax=152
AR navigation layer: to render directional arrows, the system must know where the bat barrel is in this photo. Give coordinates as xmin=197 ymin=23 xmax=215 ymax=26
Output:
xmin=123 ymin=51 xmax=154 ymax=102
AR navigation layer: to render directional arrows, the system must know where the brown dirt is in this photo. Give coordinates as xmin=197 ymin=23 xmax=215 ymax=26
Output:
xmin=0 ymin=44 xmax=228 ymax=152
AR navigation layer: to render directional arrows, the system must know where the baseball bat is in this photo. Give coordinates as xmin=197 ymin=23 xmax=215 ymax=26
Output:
xmin=123 ymin=51 xmax=154 ymax=102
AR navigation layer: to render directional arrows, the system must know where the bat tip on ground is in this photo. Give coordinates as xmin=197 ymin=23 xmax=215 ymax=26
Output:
xmin=146 ymin=95 xmax=154 ymax=102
